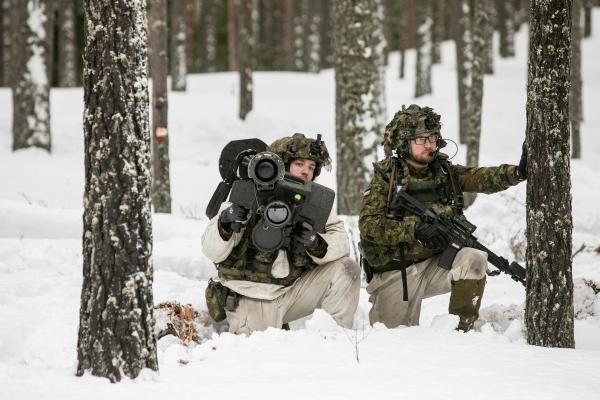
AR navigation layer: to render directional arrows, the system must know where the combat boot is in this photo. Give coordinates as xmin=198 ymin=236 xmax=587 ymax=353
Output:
xmin=448 ymin=277 xmax=486 ymax=332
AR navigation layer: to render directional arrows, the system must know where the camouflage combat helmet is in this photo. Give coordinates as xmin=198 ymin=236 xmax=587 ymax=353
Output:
xmin=268 ymin=133 xmax=331 ymax=179
xmin=383 ymin=104 xmax=442 ymax=157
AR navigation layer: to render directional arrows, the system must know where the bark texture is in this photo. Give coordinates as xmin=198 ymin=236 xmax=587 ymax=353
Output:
xmin=497 ymin=0 xmax=516 ymax=57
xmin=397 ymin=0 xmax=406 ymax=79
xmin=524 ymin=0 xmax=574 ymax=349
xmin=455 ymin=0 xmax=472 ymax=144
xmin=415 ymin=0 xmax=433 ymax=97
xmin=570 ymin=0 xmax=582 ymax=159
xmin=334 ymin=0 xmax=386 ymax=215
xmin=149 ymin=0 xmax=172 ymax=212
xmin=169 ymin=0 xmax=187 ymax=91
xmin=77 ymin=0 xmax=158 ymax=381
xmin=57 ymin=0 xmax=78 ymax=86
xmin=12 ymin=0 xmax=51 ymax=152
xmin=237 ymin=0 xmax=254 ymax=120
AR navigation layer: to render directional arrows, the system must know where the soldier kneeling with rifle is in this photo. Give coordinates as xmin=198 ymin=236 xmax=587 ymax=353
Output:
xmin=359 ymin=105 xmax=527 ymax=332
xmin=202 ymin=133 xmax=360 ymax=334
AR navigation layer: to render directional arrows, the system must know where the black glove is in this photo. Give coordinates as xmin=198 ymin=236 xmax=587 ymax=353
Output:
xmin=219 ymin=203 xmax=249 ymax=231
xmin=414 ymin=221 xmax=448 ymax=250
xmin=517 ymin=141 xmax=527 ymax=181
xmin=295 ymin=221 xmax=321 ymax=250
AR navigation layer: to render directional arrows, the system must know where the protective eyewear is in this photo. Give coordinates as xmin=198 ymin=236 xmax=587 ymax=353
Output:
xmin=412 ymin=134 xmax=439 ymax=145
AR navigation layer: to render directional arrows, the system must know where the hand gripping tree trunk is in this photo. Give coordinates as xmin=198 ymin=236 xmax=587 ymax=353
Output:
xmin=570 ymin=0 xmax=582 ymax=159
xmin=414 ymin=0 xmax=433 ymax=97
xmin=77 ymin=0 xmax=159 ymax=381
xmin=150 ymin=0 xmax=172 ymax=213
xmin=334 ymin=0 xmax=386 ymax=215
xmin=169 ymin=0 xmax=187 ymax=91
xmin=524 ymin=0 xmax=574 ymax=348
xmin=12 ymin=0 xmax=51 ymax=152
xmin=237 ymin=0 xmax=254 ymax=120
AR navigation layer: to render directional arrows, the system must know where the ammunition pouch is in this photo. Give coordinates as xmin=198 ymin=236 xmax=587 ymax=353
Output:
xmin=205 ymin=278 xmax=240 ymax=322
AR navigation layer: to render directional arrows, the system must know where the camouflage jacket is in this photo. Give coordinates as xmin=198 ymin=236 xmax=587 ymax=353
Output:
xmin=359 ymin=154 xmax=521 ymax=271
xmin=202 ymin=202 xmax=350 ymax=295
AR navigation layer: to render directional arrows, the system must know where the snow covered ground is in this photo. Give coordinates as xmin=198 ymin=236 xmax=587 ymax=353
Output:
xmin=1 ymin=16 xmax=600 ymax=400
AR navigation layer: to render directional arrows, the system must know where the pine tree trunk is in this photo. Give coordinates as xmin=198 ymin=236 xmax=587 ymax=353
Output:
xmin=432 ymin=0 xmax=444 ymax=64
xmin=455 ymin=0 xmax=472 ymax=144
xmin=237 ymin=0 xmax=254 ymax=120
xmin=583 ymin=0 xmax=591 ymax=38
xmin=524 ymin=0 xmax=574 ymax=349
xmin=0 ymin=0 xmax=4 ymax=87
xmin=415 ymin=0 xmax=433 ymax=97
xmin=304 ymin=0 xmax=321 ymax=73
xmin=12 ymin=0 xmax=51 ymax=152
xmin=497 ymin=0 xmax=516 ymax=57
xmin=484 ymin=0 xmax=495 ymax=74
xmin=204 ymin=0 xmax=218 ymax=72
xmin=281 ymin=0 xmax=295 ymax=70
xmin=319 ymin=0 xmax=335 ymax=69
xmin=77 ymin=0 xmax=158 ymax=382
xmin=227 ymin=0 xmax=238 ymax=71
xmin=149 ymin=0 xmax=172 ymax=213
xmin=464 ymin=0 xmax=488 ymax=208
xmin=57 ymin=0 xmax=78 ymax=86
xmin=334 ymin=0 xmax=386 ymax=215
xmin=169 ymin=0 xmax=187 ymax=91
xmin=570 ymin=0 xmax=582 ymax=159
xmin=187 ymin=0 xmax=203 ymax=73
xmin=397 ymin=0 xmax=406 ymax=79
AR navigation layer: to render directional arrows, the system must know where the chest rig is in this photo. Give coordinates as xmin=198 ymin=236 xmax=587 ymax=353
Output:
xmin=217 ymin=214 xmax=318 ymax=286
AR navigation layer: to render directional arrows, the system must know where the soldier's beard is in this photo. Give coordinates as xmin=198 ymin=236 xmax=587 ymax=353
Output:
xmin=411 ymin=149 xmax=436 ymax=164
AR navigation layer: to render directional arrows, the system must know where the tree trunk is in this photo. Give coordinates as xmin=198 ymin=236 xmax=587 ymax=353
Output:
xmin=304 ymin=0 xmax=321 ymax=73
xmin=169 ymin=0 xmax=187 ymax=91
xmin=415 ymin=0 xmax=433 ymax=98
xmin=334 ymin=0 xmax=386 ymax=215
xmin=227 ymin=0 xmax=238 ymax=71
xmin=12 ymin=0 xmax=51 ymax=152
xmin=204 ymin=0 xmax=218 ymax=72
xmin=77 ymin=0 xmax=158 ymax=382
xmin=237 ymin=0 xmax=254 ymax=120
xmin=464 ymin=0 xmax=488 ymax=208
xmin=524 ymin=0 xmax=574 ymax=349
xmin=57 ymin=0 xmax=78 ymax=86
xmin=397 ymin=0 xmax=406 ymax=78
xmin=455 ymin=0 xmax=472 ymax=144
xmin=570 ymin=0 xmax=582 ymax=159
xmin=432 ymin=0 xmax=444 ymax=64
xmin=497 ymin=0 xmax=516 ymax=57
xmin=0 ymin=0 xmax=4 ymax=86
xmin=186 ymin=0 xmax=203 ymax=73
xmin=149 ymin=0 xmax=172 ymax=213
xmin=281 ymin=0 xmax=295 ymax=70
xmin=484 ymin=0 xmax=495 ymax=74
xmin=319 ymin=0 xmax=335 ymax=69
xmin=583 ymin=0 xmax=591 ymax=38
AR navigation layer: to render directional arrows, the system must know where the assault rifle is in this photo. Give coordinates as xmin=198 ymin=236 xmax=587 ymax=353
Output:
xmin=390 ymin=190 xmax=526 ymax=285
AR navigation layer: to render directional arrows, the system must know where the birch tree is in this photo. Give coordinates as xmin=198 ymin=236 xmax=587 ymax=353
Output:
xmin=77 ymin=0 xmax=158 ymax=381
xmin=334 ymin=0 xmax=386 ymax=215
xmin=149 ymin=0 xmax=172 ymax=212
xmin=524 ymin=0 xmax=574 ymax=349
xmin=12 ymin=0 xmax=51 ymax=152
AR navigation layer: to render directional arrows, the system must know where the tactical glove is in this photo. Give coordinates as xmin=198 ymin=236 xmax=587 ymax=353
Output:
xmin=517 ymin=141 xmax=527 ymax=181
xmin=219 ymin=203 xmax=249 ymax=232
xmin=295 ymin=221 xmax=321 ymax=250
xmin=414 ymin=221 xmax=448 ymax=250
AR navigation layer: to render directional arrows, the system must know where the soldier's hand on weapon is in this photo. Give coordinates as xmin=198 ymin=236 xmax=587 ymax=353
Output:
xmin=295 ymin=221 xmax=321 ymax=250
xmin=414 ymin=221 xmax=449 ymax=250
xmin=517 ymin=141 xmax=527 ymax=181
xmin=219 ymin=203 xmax=249 ymax=232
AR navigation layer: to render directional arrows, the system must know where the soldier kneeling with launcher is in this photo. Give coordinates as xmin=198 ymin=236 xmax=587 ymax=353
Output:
xmin=202 ymin=133 xmax=360 ymax=335
xmin=359 ymin=105 xmax=527 ymax=332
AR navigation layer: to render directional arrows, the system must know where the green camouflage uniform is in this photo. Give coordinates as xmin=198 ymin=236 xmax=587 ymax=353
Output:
xmin=359 ymin=104 xmax=522 ymax=331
